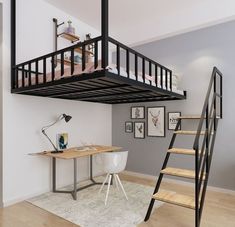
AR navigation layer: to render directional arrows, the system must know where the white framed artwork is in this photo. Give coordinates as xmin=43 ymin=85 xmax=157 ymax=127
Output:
xmin=134 ymin=122 xmax=145 ymax=139
xmin=168 ymin=112 xmax=181 ymax=130
xmin=147 ymin=107 xmax=165 ymax=137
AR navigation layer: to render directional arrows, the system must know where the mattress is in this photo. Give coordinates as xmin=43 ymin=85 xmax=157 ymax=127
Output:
xmin=17 ymin=62 xmax=184 ymax=95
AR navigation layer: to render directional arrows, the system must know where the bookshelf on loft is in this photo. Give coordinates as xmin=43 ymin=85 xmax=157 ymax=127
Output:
xmin=53 ymin=18 xmax=94 ymax=67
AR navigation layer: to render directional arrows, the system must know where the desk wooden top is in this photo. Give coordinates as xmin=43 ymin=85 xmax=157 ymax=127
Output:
xmin=33 ymin=145 xmax=121 ymax=160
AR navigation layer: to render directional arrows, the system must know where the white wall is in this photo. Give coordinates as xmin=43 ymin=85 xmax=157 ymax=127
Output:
xmin=0 ymin=2 xmax=3 ymax=208
xmin=45 ymin=0 xmax=235 ymax=46
xmin=1 ymin=0 xmax=112 ymax=206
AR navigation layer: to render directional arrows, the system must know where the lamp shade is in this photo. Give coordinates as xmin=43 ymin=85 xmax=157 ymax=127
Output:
xmin=63 ymin=114 xmax=72 ymax=122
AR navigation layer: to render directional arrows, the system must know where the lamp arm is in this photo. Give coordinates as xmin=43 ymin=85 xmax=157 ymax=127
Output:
xmin=41 ymin=114 xmax=64 ymax=152
xmin=42 ymin=129 xmax=58 ymax=152
xmin=41 ymin=114 xmax=64 ymax=132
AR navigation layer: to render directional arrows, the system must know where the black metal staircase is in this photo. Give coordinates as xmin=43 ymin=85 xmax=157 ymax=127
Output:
xmin=144 ymin=67 xmax=223 ymax=227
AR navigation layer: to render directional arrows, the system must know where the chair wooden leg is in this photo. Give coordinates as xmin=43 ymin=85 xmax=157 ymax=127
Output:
xmin=116 ymin=174 xmax=128 ymax=200
xmin=99 ymin=173 xmax=109 ymax=194
xmin=105 ymin=174 xmax=112 ymax=206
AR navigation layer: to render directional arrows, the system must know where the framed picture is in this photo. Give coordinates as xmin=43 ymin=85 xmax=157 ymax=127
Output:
xmin=168 ymin=112 xmax=181 ymax=130
xmin=131 ymin=106 xmax=145 ymax=119
xmin=125 ymin=121 xmax=133 ymax=133
xmin=56 ymin=133 xmax=68 ymax=150
xmin=147 ymin=107 xmax=165 ymax=137
xmin=134 ymin=122 xmax=145 ymax=139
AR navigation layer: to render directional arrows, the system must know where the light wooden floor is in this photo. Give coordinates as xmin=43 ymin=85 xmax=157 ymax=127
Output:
xmin=0 ymin=174 xmax=235 ymax=227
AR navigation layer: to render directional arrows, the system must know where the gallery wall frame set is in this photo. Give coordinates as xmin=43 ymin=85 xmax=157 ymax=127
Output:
xmin=127 ymin=106 xmax=181 ymax=138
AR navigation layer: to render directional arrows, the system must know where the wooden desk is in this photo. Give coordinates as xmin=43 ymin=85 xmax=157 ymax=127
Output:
xmin=34 ymin=145 xmax=121 ymax=200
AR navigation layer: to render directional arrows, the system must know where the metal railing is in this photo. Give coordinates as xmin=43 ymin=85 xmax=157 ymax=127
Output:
xmin=193 ymin=67 xmax=223 ymax=227
xmin=12 ymin=36 xmax=102 ymax=89
xmin=12 ymin=36 xmax=174 ymax=93
xmin=108 ymin=37 xmax=173 ymax=90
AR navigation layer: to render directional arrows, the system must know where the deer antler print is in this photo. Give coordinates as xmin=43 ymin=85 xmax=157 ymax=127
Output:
xmin=150 ymin=110 xmax=160 ymax=127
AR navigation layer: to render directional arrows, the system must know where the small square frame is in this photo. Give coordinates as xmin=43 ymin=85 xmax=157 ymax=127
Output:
xmin=134 ymin=122 xmax=145 ymax=139
xmin=131 ymin=106 xmax=145 ymax=119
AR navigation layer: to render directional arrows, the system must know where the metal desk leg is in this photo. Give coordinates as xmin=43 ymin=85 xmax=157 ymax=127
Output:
xmin=72 ymin=158 xmax=77 ymax=200
xmin=52 ymin=157 xmax=56 ymax=192
xmin=90 ymin=155 xmax=96 ymax=183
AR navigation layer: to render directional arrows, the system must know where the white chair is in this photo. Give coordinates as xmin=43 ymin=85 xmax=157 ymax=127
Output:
xmin=98 ymin=151 xmax=129 ymax=205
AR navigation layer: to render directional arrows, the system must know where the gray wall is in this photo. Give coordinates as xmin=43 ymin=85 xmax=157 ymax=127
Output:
xmin=112 ymin=20 xmax=235 ymax=190
xmin=0 ymin=3 xmax=3 ymax=207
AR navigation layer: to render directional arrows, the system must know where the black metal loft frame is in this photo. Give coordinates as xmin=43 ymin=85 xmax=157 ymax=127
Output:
xmin=144 ymin=67 xmax=223 ymax=227
xmin=11 ymin=0 xmax=186 ymax=104
xmin=11 ymin=0 xmax=16 ymax=91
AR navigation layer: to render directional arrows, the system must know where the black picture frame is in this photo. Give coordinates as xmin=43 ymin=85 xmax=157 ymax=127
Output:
xmin=147 ymin=106 xmax=165 ymax=137
xmin=168 ymin=112 xmax=181 ymax=130
xmin=131 ymin=106 xmax=145 ymax=119
xmin=125 ymin=121 xmax=133 ymax=133
xmin=134 ymin=122 xmax=145 ymax=139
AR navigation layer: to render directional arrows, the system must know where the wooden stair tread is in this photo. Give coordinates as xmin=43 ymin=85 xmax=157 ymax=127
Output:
xmin=178 ymin=115 xmax=201 ymax=119
xmin=179 ymin=115 xmax=221 ymax=119
xmin=153 ymin=190 xmax=195 ymax=210
xmin=161 ymin=167 xmax=205 ymax=180
xmin=168 ymin=148 xmax=202 ymax=155
xmin=174 ymin=130 xmax=205 ymax=135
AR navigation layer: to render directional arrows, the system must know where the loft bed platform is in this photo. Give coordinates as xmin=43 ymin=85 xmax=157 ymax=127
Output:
xmin=11 ymin=36 xmax=186 ymax=104
xmin=11 ymin=70 xmax=186 ymax=104
xmin=11 ymin=0 xmax=186 ymax=104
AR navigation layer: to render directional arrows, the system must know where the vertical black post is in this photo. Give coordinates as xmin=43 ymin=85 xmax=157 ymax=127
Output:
xmin=195 ymin=145 xmax=200 ymax=227
xmin=53 ymin=18 xmax=58 ymax=52
xmin=170 ymin=70 xmax=172 ymax=91
xmin=155 ymin=65 xmax=158 ymax=87
xmin=206 ymin=106 xmax=209 ymax=173
xmin=52 ymin=157 xmax=56 ymax=192
xmin=116 ymin=45 xmax=120 ymax=74
xmin=214 ymin=76 xmax=217 ymax=130
xmin=126 ymin=50 xmax=130 ymax=78
xmin=220 ymin=75 xmax=223 ymax=119
xmin=101 ymin=0 xmax=109 ymax=69
xmin=135 ymin=54 xmax=138 ymax=80
xmin=73 ymin=158 xmax=77 ymax=200
xmin=11 ymin=0 xmax=16 ymax=90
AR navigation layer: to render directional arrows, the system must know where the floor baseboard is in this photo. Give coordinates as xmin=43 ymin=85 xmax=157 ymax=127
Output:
xmin=123 ymin=170 xmax=235 ymax=196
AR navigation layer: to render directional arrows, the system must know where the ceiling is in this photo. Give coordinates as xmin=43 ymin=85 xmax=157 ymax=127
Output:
xmin=45 ymin=0 xmax=235 ymax=46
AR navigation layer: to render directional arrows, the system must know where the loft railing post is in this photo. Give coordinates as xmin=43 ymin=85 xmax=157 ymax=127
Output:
xmin=195 ymin=144 xmax=200 ymax=227
xmin=101 ymin=0 xmax=109 ymax=69
xmin=11 ymin=0 xmax=16 ymax=90
xmin=220 ymin=74 xmax=223 ymax=118
xmin=206 ymin=105 xmax=209 ymax=173
xmin=214 ymin=74 xmax=217 ymax=130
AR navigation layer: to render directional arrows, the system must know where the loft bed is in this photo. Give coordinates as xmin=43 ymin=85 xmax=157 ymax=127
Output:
xmin=10 ymin=0 xmax=186 ymax=104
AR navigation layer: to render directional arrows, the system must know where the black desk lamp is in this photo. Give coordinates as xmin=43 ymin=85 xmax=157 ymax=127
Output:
xmin=42 ymin=114 xmax=72 ymax=153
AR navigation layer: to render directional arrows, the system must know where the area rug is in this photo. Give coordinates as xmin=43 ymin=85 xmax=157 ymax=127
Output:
xmin=27 ymin=177 xmax=163 ymax=227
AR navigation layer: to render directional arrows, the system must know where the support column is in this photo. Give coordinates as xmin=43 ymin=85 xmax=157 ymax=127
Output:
xmin=101 ymin=0 xmax=109 ymax=69
xmin=11 ymin=0 xmax=16 ymax=90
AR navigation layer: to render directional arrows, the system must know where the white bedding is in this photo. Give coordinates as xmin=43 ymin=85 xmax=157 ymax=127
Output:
xmin=106 ymin=65 xmax=184 ymax=96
